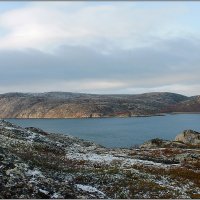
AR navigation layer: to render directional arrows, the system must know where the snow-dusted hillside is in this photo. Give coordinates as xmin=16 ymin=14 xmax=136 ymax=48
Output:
xmin=0 ymin=92 xmax=189 ymax=118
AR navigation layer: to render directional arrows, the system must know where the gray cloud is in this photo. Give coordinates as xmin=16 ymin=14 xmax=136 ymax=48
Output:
xmin=0 ymin=36 xmax=200 ymax=95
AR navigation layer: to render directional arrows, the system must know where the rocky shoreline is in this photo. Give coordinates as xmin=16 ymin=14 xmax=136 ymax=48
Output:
xmin=0 ymin=120 xmax=200 ymax=199
xmin=2 ymin=112 xmax=198 ymax=120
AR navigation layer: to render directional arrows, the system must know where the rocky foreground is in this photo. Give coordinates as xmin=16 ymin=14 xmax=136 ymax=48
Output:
xmin=0 ymin=120 xmax=200 ymax=199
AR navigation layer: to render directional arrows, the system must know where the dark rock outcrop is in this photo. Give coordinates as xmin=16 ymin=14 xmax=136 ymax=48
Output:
xmin=140 ymin=138 xmax=187 ymax=149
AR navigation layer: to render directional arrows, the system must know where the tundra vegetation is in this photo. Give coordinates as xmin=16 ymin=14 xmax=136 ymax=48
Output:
xmin=0 ymin=120 xmax=200 ymax=199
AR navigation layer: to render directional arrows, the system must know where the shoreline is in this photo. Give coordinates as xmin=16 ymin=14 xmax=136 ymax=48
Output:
xmin=2 ymin=112 xmax=200 ymax=120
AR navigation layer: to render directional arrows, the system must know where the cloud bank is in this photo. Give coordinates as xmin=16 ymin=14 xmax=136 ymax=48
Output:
xmin=0 ymin=2 xmax=199 ymax=96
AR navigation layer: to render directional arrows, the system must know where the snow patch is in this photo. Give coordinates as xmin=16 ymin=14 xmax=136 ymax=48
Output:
xmin=4 ymin=127 xmax=16 ymax=130
xmin=66 ymin=152 xmax=179 ymax=168
xmin=26 ymin=169 xmax=44 ymax=178
xmin=76 ymin=184 xmax=106 ymax=197
xmin=122 ymin=158 xmax=179 ymax=167
xmin=27 ymin=132 xmax=37 ymax=142
xmin=39 ymin=189 xmax=49 ymax=195
xmin=67 ymin=152 xmax=117 ymax=164
xmin=51 ymin=193 xmax=60 ymax=198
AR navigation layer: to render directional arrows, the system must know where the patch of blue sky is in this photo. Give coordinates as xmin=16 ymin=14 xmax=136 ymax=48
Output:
xmin=0 ymin=2 xmax=28 ymax=12
xmin=0 ymin=28 xmax=9 ymax=38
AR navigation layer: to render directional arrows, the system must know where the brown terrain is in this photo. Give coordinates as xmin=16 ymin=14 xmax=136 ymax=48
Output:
xmin=0 ymin=92 xmax=199 ymax=118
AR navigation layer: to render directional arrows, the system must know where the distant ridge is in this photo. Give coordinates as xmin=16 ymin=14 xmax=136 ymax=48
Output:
xmin=0 ymin=92 xmax=198 ymax=118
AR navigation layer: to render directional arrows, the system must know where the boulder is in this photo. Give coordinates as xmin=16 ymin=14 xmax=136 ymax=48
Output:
xmin=140 ymin=138 xmax=187 ymax=149
xmin=140 ymin=138 xmax=172 ymax=149
xmin=175 ymin=130 xmax=200 ymax=145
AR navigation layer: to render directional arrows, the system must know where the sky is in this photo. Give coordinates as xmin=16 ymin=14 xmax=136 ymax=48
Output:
xmin=0 ymin=1 xmax=200 ymax=96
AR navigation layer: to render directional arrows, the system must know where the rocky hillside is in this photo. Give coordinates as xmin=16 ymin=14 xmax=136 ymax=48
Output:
xmin=0 ymin=92 xmax=193 ymax=118
xmin=166 ymin=96 xmax=200 ymax=113
xmin=0 ymin=120 xmax=200 ymax=198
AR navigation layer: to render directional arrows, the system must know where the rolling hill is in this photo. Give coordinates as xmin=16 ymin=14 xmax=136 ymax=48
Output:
xmin=0 ymin=92 xmax=198 ymax=118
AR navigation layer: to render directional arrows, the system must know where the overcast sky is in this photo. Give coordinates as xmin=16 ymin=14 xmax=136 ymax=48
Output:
xmin=0 ymin=1 xmax=199 ymax=96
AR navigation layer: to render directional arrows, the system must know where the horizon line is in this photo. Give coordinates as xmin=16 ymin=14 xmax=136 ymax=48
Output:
xmin=0 ymin=91 xmax=197 ymax=97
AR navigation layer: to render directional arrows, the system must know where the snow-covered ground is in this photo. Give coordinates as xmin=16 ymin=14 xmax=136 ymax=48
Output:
xmin=66 ymin=152 xmax=179 ymax=168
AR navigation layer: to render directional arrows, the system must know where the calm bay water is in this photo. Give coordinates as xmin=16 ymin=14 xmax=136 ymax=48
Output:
xmin=7 ymin=114 xmax=200 ymax=148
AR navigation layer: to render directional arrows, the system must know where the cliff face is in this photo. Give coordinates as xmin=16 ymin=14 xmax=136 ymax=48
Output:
xmin=0 ymin=120 xmax=200 ymax=199
xmin=0 ymin=92 xmax=192 ymax=118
